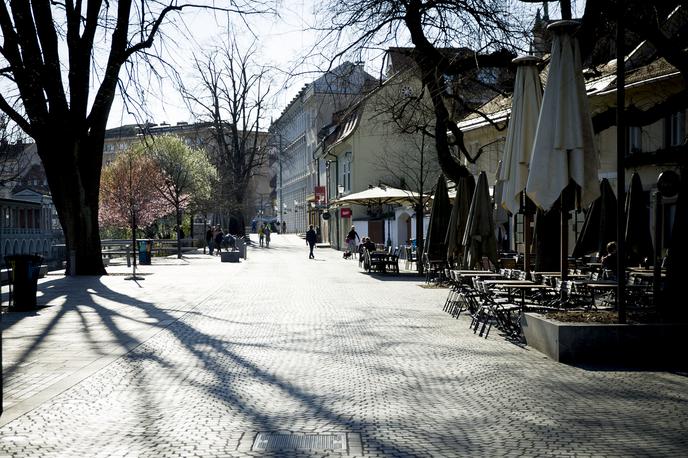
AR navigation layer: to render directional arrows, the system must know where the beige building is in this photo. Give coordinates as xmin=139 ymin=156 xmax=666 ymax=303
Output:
xmin=316 ymin=48 xmax=512 ymax=250
xmin=317 ymin=65 xmax=440 ymax=249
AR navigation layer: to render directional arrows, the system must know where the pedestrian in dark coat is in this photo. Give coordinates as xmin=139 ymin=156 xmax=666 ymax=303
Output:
xmin=214 ymin=228 xmax=224 ymax=255
xmin=205 ymin=227 xmax=213 ymax=254
xmin=306 ymin=225 xmax=317 ymax=259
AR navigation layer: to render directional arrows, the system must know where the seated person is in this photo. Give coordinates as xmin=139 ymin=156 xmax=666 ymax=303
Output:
xmin=601 ymin=241 xmax=617 ymax=278
xmin=363 ymin=237 xmax=376 ymax=252
xmin=358 ymin=238 xmax=366 ymax=257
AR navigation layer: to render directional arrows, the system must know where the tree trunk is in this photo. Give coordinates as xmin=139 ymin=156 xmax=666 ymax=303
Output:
xmin=415 ymin=203 xmax=424 ymax=275
xmin=176 ymin=207 xmax=183 ymax=259
xmin=37 ymin=136 xmax=106 ymax=276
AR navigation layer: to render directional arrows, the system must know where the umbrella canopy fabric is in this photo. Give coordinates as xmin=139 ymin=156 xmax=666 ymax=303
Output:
xmin=493 ymin=161 xmax=509 ymax=227
xmin=572 ymin=178 xmax=618 ymax=258
xmin=500 ymin=56 xmax=543 ymax=214
xmin=424 ymin=174 xmax=451 ymax=262
xmin=493 ymin=162 xmax=509 ymax=251
xmin=445 ymin=175 xmax=476 ymax=266
xmin=625 ymin=172 xmax=654 ymax=265
xmin=335 ymin=185 xmax=422 ymax=206
xmin=526 ymin=21 xmax=600 ymax=212
xmin=462 ymin=172 xmax=498 ymax=269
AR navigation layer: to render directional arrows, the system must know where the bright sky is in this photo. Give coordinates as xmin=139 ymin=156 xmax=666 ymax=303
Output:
xmin=106 ymin=0 xmax=586 ymax=129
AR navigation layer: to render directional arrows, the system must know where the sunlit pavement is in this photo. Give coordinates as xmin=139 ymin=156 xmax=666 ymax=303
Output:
xmin=1 ymin=234 xmax=687 ymax=457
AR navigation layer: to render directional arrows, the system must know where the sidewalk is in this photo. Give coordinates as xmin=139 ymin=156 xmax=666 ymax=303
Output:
xmin=1 ymin=252 xmax=224 ymax=426
xmin=1 ymin=234 xmax=687 ymax=457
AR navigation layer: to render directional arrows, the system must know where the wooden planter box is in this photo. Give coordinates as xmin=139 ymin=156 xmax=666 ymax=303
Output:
xmin=521 ymin=313 xmax=688 ymax=367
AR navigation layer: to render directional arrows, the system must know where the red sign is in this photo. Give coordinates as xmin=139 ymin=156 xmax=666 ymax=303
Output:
xmin=314 ymin=186 xmax=326 ymax=202
xmin=340 ymin=208 xmax=352 ymax=218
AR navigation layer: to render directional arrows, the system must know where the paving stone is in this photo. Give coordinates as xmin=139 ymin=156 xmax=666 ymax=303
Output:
xmin=1 ymin=235 xmax=687 ymax=456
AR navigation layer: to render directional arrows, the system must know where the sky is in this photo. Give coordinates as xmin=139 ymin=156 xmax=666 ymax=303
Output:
xmin=106 ymin=0 xmax=587 ymax=130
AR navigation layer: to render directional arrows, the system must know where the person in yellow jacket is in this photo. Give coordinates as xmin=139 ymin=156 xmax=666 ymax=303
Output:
xmin=258 ymin=224 xmax=265 ymax=247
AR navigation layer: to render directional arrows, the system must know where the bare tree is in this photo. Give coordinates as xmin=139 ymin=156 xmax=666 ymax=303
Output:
xmin=181 ymin=37 xmax=271 ymax=235
xmin=366 ymin=70 xmax=444 ymax=274
xmin=374 ymin=132 xmax=438 ymax=274
xmin=0 ymin=1 xmax=270 ymax=275
xmin=316 ymin=0 xmax=528 ymax=184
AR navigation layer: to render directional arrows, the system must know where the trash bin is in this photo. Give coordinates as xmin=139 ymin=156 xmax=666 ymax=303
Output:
xmin=4 ymin=254 xmax=43 ymax=311
xmin=138 ymin=239 xmax=153 ymax=265
xmin=236 ymin=238 xmax=246 ymax=259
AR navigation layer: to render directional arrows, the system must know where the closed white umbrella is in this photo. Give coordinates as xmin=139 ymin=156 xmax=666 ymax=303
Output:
xmin=525 ymin=21 xmax=600 ymax=211
xmin=500 ymin=56 xmax=543 ymax=215
xmin=525 ymin=20 xmax=601 ymax=292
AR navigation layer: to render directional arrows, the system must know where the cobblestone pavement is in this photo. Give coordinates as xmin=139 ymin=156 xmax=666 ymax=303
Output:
xmin=1 ymin=235 xmax=687 ymax=457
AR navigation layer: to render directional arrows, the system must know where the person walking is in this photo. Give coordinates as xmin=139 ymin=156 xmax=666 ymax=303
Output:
xmin=258 ymin=224 xmax=265 ymax=247
xmin=205 ymin=226 xmax=213 ymax=255
xmin=214 ymin=228 xmax=224 ymax=255
xmin=346 ymin=225 xmax=360 ymax=259
xmin=306 ymin=225 xmax=317 ymax=259
xmin=264 ymin=224 xmax=271 ymax=248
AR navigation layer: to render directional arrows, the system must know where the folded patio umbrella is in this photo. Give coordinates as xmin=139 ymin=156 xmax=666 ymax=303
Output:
xmin=572 ymin=178 xmax=617 ymax=258
xmin=525 ymin=21 xmax=601 ymax=281
xmin=493 ymin=161 xmax=509 ymax=236
xmin=526 ymin=21 xmax=600 ymax=212
xmin=445 ymin=175 xmax=476 ymax=266
xmin=424 ymin=174 xmax=451 ymax=263
xmin=625 ymin=172 xmax=654 ymax=265
xmin=500 ymin=56 xmax=543 ymax=215
xmin=462 ymin=171 xmax=498 ymax=269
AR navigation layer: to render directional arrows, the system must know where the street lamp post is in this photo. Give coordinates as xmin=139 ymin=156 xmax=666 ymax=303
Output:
xmin=126 ymin=202 xmax=140 ymax=281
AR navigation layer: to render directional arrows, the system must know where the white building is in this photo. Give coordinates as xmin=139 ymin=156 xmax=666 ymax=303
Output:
xmin=269 ymin=62 xmax=376 ymax=234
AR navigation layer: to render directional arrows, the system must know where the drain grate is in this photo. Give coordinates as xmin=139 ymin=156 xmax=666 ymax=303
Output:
xmin=252 ymin=432 xmax=347 ymax=451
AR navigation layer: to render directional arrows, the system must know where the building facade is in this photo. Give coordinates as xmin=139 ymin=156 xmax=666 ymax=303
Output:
xmin=269 ymin=62 xmax=376 ymax=234
xmin=458 ymin=41 xmax=686 ymax=260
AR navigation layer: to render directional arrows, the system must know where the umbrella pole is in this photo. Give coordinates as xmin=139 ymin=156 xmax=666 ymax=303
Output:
xmin=524 ymin=213 xmax=532 ymax=276
xmin=616 ymin=2 xmax=627 ymax=323
xmin=561 ymin=205 xmax=569 ymax=302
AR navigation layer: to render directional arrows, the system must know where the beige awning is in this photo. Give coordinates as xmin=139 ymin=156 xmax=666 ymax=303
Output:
xmin=334 ymin=185 xmax=424 ymax=207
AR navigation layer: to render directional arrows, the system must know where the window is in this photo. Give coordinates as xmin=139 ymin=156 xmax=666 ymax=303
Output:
xmin=669 ymin=111 xmax=685 ymax=147
xmin=341 ymin=153 xmax=351 ymax=192
xmin=476 ymin=68 xmax=498 ymax=85
xmin=628 ymin=126 xmax=642 ymax=153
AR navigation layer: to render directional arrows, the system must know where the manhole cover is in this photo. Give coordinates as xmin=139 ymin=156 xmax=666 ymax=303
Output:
xmin=252 ymin=432 xmax=347 ymax=451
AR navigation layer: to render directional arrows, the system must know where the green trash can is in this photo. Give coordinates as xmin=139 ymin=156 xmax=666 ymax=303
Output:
xmin=138 ymin=239 xmax=153 ymax=265
xmin=4 ymin=254 xmax=43 ymax=311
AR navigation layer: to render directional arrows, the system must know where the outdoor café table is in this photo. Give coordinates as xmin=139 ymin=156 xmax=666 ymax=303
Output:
xmin=452 ymin=270 xmax=493 ymax=275
xmin=580 ymin=280 xmax=618 ymax=306
xmin=481 ymin=279 xmax=534 ymax=302
xmin=628 ymin=269 xmax=666 ymax=278
xmin=366 ymin=250 xmax=390 ymax=273
xmin=452 ymin=270 xmax=503 ymax=281
xmin=495 ymin=283 xmax=553 ymax=308
xmin=533 ymin=272 xmax=588 ymax=278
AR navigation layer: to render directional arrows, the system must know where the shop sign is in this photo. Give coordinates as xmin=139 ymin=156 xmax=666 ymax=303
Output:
xmin=340 ymin=208 xmax=352 ymax=218
xmin=314 ymin=186 xmax=326 ymax=202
